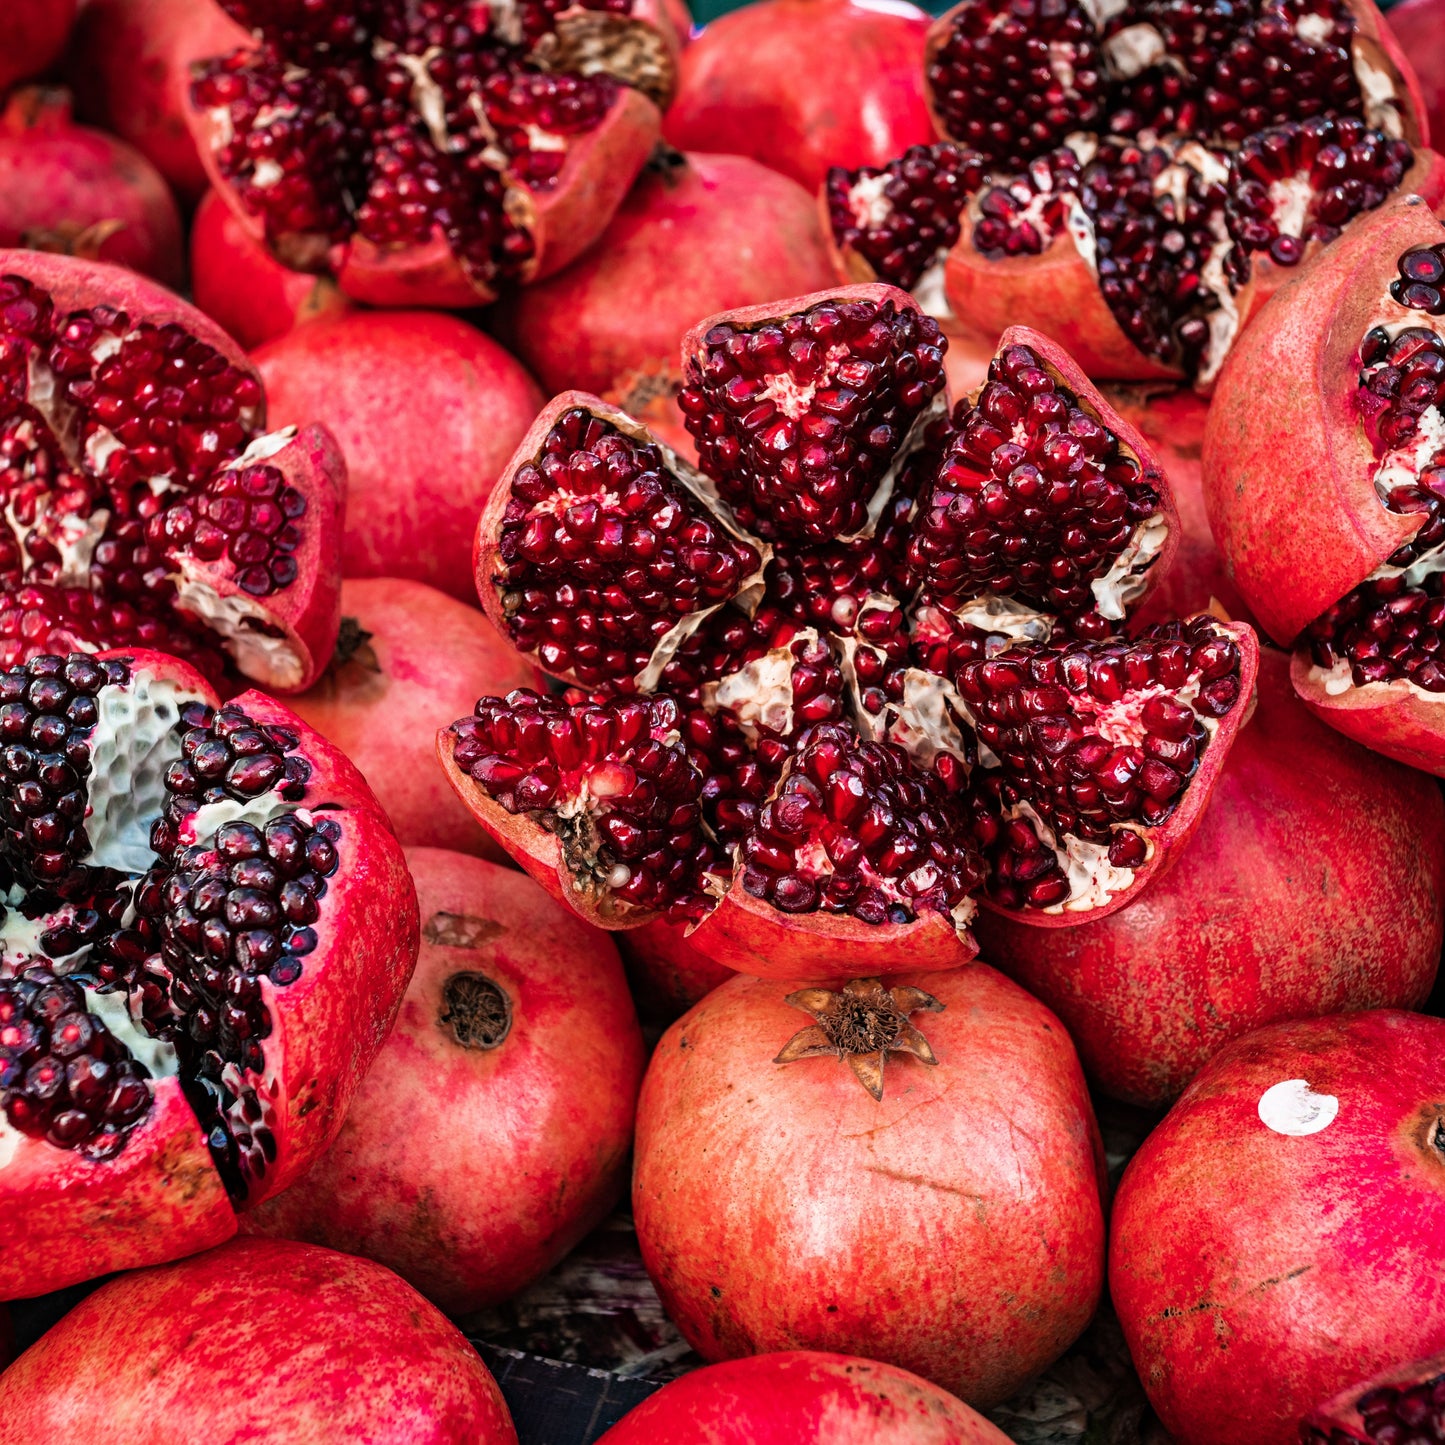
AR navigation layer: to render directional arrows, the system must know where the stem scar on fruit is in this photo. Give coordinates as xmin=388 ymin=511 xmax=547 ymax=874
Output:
xmin=774 ymin=976 xmax=944 ymax=1100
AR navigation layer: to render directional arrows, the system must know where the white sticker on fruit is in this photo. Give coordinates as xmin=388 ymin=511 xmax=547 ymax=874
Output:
xmin=1257 ymin=1079 xmax=1339 ymax=1137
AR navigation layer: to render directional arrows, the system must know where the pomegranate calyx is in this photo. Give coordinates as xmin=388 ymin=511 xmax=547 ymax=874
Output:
xmin=774 ymin=975 xmax=944 ymax=1100
xmin=438 ymin=970 xmax=512 ymax=1051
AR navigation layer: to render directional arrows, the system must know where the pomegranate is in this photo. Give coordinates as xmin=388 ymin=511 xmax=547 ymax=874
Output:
xmin=191 ymin=189 xmax=351 ymax=353
xmin=288 ymin=578 xmax=540 ymax=860
xmin=0 ymin=1 xmax=76 ymax=100
xmin=246 ymin=847 xmax=643 ymax=1312
xmin=494 ymin=149 xmax=837 ymax=401
xmin=1110 ymin=1010 xmax=1445 ymax=1445
xmin=1388 ymin=0 xmax=1445 ymax=148
xmin=0 ymin=251 xmax=345 ymax=693
xmin=596 ymin=1352 xmax=1012 ymax=1443
xmin=445 ymin=285 xmax=1260 ymax=979
xmin=187 ymin=0 xmax=680 ymax=308
xmin=0 ymin=1238 xmax=516 ymax=1443
xmin=65 ymin=0 xmax=252 ymax=205
xmin=824 ymin=0 xmax=1443 ymax=384
xmin=0 ymin=648 xmax=418 ymax=1300
xmin=974 ymin=645 xmax=1445 ymax=1107
xmin=1204 ymin=195 xmax=1445 ymax=772
xmin=661 ymin=0 xmax=934 ymax=194
xmin=633 ymin=964 xmax=1106 ymax=1406
xmin=618 ymin=914 xmax=733 ymax=1021
xmin=253 ymin=310 xmax=543 ymax=603
xmin=1305 ymin=1350 xmax=1445 ymax=1443
xmin=0 ymin=90 xmax=185 ymax=291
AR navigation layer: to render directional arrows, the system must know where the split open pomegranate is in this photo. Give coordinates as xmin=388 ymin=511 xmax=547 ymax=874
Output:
xmin=823 ymin=0 xmax=1443 ymax=384
xmin=441 ymin=284 xmax=1259 ymax=979
xmin=1205 ymin=196 xmax=1445 ymax=772
xmin=0 ymin=648 xmax=417 ymax=1301
xmin=0 ymin=251 xmax=344 ymax=695
xmin=186 ymin=0 xmax=680 ymax=308
xmin=1304 ymin=1350 xmax=1445 ymax=1443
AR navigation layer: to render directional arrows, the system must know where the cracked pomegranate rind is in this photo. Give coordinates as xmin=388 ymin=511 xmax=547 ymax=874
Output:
xmin=0 ymin=649 xmax=417 ymax=1301
xmin=186 ymin=0 xmax=680 ymax=308
xmin=1303 ymin=1349 xmax=1445 ymax=1443
xmin=825 ymin=0 xmax=1443 ymax=384
xmin=447 ymin=286 xmax=1260 ymax=977
xmin=1205 ymin=196 xmax=1445 ymax=772
xmin=0 ymin=250 xmax=344 ymax=693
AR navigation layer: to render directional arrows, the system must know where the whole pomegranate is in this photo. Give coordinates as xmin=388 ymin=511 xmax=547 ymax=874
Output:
xmin=253 ymin=311 xmax=543 ymax=602
xmin=0 ymin=0 xmax=76 ymax=99
xmin=596 ymin=1351 xmax=1012 ymax=1443
xmin=975 ymin=645 xmax=1445 ymax=1106
xmin=1388 ymin=0 xmax=1445 ymax=147
xmin=0 ymin=89 xmax=184 ymax=290
xmin=191 ymin=189 xmax=350 ymax=353
xmin=1204 ymin=196 xmax=1445 ymax=772
xmin=187 ymin=0 xmax=681 ymax=308
xmin=443 ymin=285 xmax=1260 ymax=980
xmin=633 ymin=964 xmax=1107 ymax=1407
xmin=65 ymin=0 xmax=251 ymax=205
xmin=0 ymin=1238 xmax=516 ymax=1443
xmin=662 ymin=0 xmax=934 ymax=193
xmin=1110 ymin=1010 xmax=1445 ymax=1445
xmin=288 ymin=578 xmax=539 ymax=859
xmin=824 ymin=0 xmax=1444 ymax=383
xmin=1305 ymin=1350 xmax=1445 ymax=1443
xmin=246 ymin=847 xmax=643 ymax=1312
xmin=0 ymin=250 xmax=345 ymax=692
xmin=0 ymin=649 xmax=419 ymax=1301
xmin=495 ymin=149 xmax=837 ymax=400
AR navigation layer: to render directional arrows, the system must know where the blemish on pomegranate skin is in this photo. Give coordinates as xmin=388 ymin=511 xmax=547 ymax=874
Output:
xmin=1257 ymin=1078 xmax=1339 ymax=1136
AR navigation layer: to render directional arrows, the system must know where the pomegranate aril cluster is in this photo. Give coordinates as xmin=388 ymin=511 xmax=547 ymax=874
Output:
xmin=677 ymin=298 xmax=947 ymax=542
xmin=1304 ymin=1369 xmax=1445 ymax=1444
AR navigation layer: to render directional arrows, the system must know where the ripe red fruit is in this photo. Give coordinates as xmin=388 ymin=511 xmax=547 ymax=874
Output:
xmin=495 ymin=150 xmax=837 ymax=400
xmin=0 ymin=0 xmax=77 ymax=99
xmin=246 ymin=848 xmax=644 ymax=1313
xmin=0 ymin=250 xmax=345 ymax=692
xmin=0 ymin=650 xmax=419 ymax=1301
xmin=0 ymin=89 xmax=184 ymax=290
xmin=662 ymin=0 xmax=934 ymax=194
xmin=1304 ymin=1350 xmax=1445 ymax=1443
xmin=287 ymin=578 xmax=540 ymax=860
xmin=1111 ymin=1010 xmax=1445 ymax=1445
xmin=191 ymin=189 xmax=350 ymax=353
xmin=253 ymin=311 xmax=543 ymax=602
xmin=618 ymin=916 xmax=733 ymax=1022
xmin=1388 ymin=0 xmax=1445 ymax=146
xmin=633 ymin=965 xmax=1106 ymax=1408
xmin=1204 ymin=196 xmax=1445 ymax=772
xmin=0 ymin=1238 xmax=516 ymax=1444
xmin=596 ymin=1351 xmax=1012 ymax=1443
xmin=975 ymin=645 xmax=1445 ymax=1106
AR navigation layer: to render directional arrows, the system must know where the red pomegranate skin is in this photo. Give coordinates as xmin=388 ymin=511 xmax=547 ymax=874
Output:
xmin=0 ymin=88 xmax=184 ymax=290
xmin=191 ymin=189 xmax=350 ymax=352
xmin=1110 ymin=1010 xmax=1445 ymax=1445
xmin=1387 ymin=0 xmax=1445 ymax=147
xmin=661 ymin=0 xmax=935 ymax=193
xmin=0 ymin=1238 xmax=517 ymax=1444
xmin=633 ymin=964 xmax=1107 ymax=1408
xmin=975 ymin=646 xmax=1445 ymax=1106
xmin=495 ymin=152 xmax=837 ymax=397
xmin=596 ymin=1351 xmax=1013 ymax=1443
xmin=245 ymin=848 xmax=645 ymax=1314
xmin=286 ymin=578 xmax=539 ymax=859
xmin=618 ymin=916 xmax=735 ymax=1023
xmin=0 ymin=1 xmax=77 ymax=98
xmin=253 ymin=312 xmax=545 ymax=602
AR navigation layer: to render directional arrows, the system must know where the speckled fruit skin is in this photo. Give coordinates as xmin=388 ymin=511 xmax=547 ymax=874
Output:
xmin=191 ymin=189 xmax=350 ymax=352
xmin=244 ymin=848 xmax=644 ymax=1314
xmin=661 ymin=0 xmax=934 ymax=193
xmin=253 ymin=312 xmax=544 ymax=602
xmin=596 ymin=1352 xmax=1013 ymax=1443
xmin=0 ymin=1238 xmax=517 ymax=1444
xmin=0 ymin=0 xmax=77 ymax=98
xmin=632 ymin=964 xmax=1106 ymax=1408
xmin=975 ymin=646 xmax=1445 ymax=1107
xmin=495 ymin=152 xmax=837 ymax=399
xmin=1110 ymin=1010 xmax=1445 ymax=1445
xmin=1387 ymin=0 xmax=1445 ymax=147
xmin=287 ymin=578 xmax=539 ymax=860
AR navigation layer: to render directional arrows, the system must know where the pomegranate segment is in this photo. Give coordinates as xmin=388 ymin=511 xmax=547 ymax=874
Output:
xmin=1304 ymin=1351 xmax=1445 ymax=1443
xmin=0 ymin=650 xmax=417 ymax=1301
xmin=0 ymin=251 xmax=344 ymax=694
xmin=187 ymin=0 xmax=675 ymax=307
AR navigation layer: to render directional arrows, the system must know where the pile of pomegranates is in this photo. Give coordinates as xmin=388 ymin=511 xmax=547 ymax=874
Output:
xmin=1 ymin=2 xmax=1444 ymax=1443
